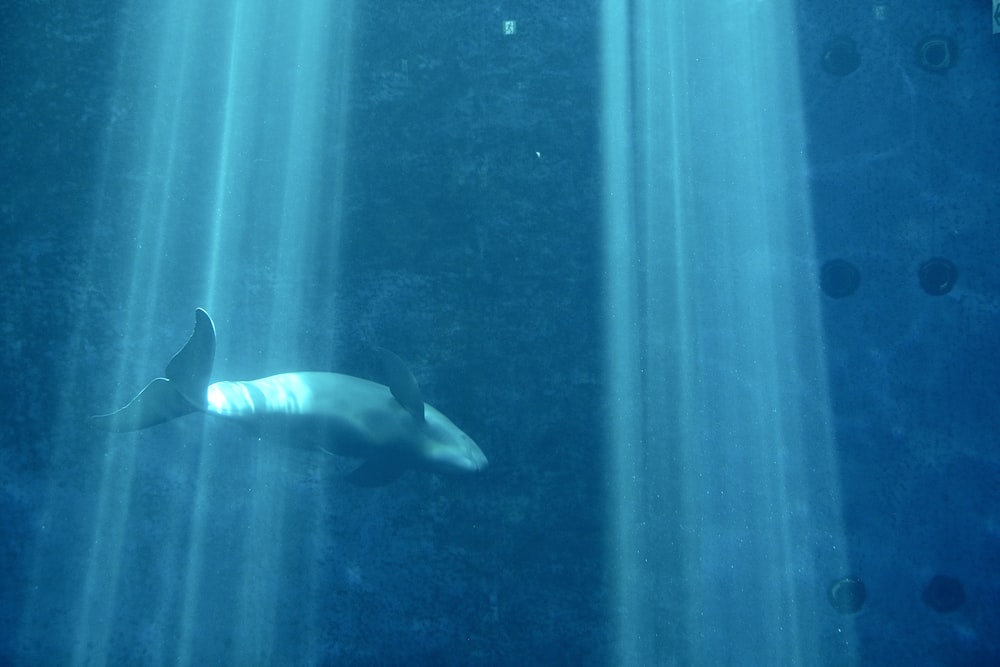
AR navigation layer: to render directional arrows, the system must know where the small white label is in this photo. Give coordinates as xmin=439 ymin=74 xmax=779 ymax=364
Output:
xmin=503 ymin=20 xmax=516 ymax=35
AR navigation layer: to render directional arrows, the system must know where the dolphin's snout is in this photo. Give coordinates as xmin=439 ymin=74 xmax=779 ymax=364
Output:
xmin=438 ymin=437 xmax=488 ymax=474
xmin=463 ymin=435 xmax=488 ymax=472
xmin=472 ymin=446 xmax=489 ymax=471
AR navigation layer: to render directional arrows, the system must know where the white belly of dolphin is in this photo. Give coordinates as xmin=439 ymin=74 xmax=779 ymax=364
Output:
xmin=91 ymin=309 xmax=488 ymax=485
xmin=206 ymin=372 xmax=458 ymax=460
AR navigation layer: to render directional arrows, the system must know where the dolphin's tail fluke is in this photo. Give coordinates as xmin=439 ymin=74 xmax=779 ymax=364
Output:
xmin=90 ymin=308 xmax=216 ymax=432
xmin=164 ymin=308 xmax=216 ymax=406
xmin=89 ymin=377 xmax=198 ymax=432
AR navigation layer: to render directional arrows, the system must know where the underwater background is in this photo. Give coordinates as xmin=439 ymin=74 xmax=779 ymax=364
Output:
xmin=1 ymin=1 xmax=998 ymax=665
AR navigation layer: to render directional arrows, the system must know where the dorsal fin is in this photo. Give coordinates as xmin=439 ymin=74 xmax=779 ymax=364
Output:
xmin=165 ymin=308 xmax=216 ymax=407
xmin=378 ymin=348 xmax=424 ymax=422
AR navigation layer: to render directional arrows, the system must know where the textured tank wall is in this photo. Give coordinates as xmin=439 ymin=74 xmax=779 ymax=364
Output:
xmin=0 ymin=0 xmax=998 ymax=665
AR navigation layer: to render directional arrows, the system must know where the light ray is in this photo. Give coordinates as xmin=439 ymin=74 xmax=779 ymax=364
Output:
xmin=602 ymin=2 xmax=858 ymax=664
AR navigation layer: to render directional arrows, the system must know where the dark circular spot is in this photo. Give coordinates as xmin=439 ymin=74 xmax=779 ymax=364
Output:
xmin=922 ymin=574 xmax=965 ymax=613
xmin=820 ymin=259 xmax=861 ymax=298
xmin=822 ymin=37 xmax=861 ymax=76
xmin=918 ymin=258 xmax=957 ymax=296
xmin=916 ymin=36 xmax=956 ymax=73
xmin=828 ymin=576 xmax=866 ymax=614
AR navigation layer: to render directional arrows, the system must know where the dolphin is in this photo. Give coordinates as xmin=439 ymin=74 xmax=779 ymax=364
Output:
xmin=91 ymin=309 xmax=488 ymax=485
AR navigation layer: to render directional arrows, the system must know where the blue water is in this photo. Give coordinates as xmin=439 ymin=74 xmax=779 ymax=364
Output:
xmin=2 ymin=1 xmax=998 ymax=665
